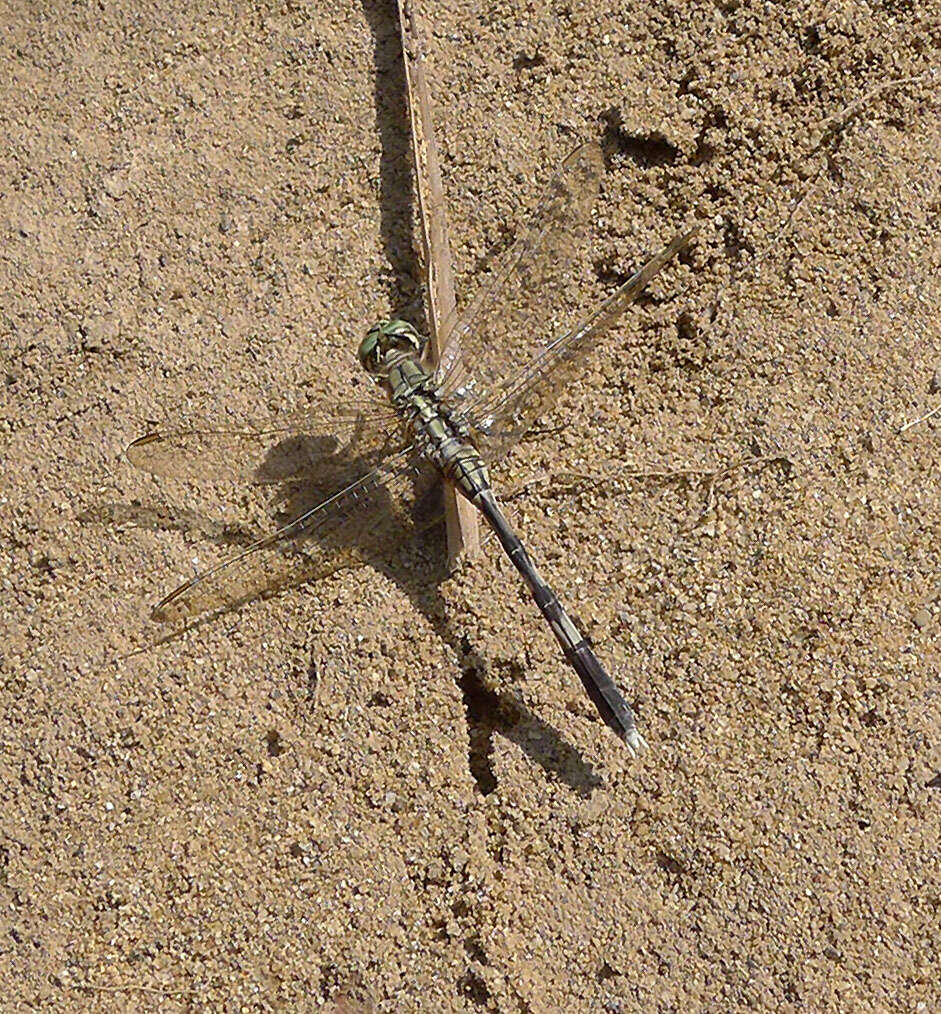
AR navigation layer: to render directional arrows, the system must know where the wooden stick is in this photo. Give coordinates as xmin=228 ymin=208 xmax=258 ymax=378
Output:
xmin=898 ymin=401 xmax=940 ymax=433
xmin=397 ymin=0 xmax=480 ymax=567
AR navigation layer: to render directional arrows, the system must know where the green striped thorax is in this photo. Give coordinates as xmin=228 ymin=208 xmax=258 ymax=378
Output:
xmin=359 ymin=319 xmax=426 ymax=376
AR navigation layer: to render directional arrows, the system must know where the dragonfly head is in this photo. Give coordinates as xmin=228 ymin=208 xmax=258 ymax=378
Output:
xmin=359 ymin=319 xmax=426 ymax=375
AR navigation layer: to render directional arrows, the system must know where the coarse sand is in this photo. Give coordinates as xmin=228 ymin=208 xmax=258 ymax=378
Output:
xmin=1 ymin=1 xmax=938 ymax=1010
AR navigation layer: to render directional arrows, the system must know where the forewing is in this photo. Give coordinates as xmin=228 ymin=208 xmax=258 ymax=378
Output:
xmin=127 ymin=401 xmax=405 ymax=487
xmin=148 ymin=447 xmax=438 ymax=624
xmin=434 ymin=142 xmax=604 ymax=405
xmin=470 ymin=229 xmax=696 ymax=464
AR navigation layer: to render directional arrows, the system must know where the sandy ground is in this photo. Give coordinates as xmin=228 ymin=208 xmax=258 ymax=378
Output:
xmin=1 ymin=1 xmax=938 ymax=1010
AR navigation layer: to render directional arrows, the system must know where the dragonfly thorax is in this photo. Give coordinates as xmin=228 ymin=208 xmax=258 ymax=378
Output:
xmin=359 ymin=319 xmax=427 ymax=376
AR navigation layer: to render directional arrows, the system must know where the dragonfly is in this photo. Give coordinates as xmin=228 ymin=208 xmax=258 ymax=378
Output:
xmin=128 ymin=142 xmax=694 ymax=753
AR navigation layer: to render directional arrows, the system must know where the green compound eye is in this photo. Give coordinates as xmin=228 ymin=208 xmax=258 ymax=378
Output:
xmin=359 ymin=320 xmax=424 ymax=372
xmin=358 ymin=323 xmax=384 ymax=371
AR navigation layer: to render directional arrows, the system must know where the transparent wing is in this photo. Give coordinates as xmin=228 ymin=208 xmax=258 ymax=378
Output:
xmin=127 ymin=401 xmax=405 ymax=487
xmin=468 ymin=229 xmax=696 ymax=463
xmin=147 ymin=446 xmax=438 ymax=624
xmin=433 ymin=142 xmax=605 ymax=404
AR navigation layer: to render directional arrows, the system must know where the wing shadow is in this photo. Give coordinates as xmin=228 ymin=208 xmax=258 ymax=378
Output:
xmin=273 ymin=463 xmax=603 ymax=794
xmin=90 ymin=425 xmax=602 ymax=793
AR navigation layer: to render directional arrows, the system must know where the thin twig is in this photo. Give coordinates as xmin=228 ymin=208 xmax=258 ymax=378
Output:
xmin=397 ymin=0 xmax=480 ymax=567
xmin=815 ymin=72 xmax=932 ymax=134
xmin=754 ymin=176 xmax=821 ymax=265
xmin=557 ymin=453 xmax=790 ymax=495
xmin=898 ymin=402 xmax=941 ymax=433
xmin=750 ymin=71 xmax=933 ymax=266
xmin=505 ymin=453 xmax=791 ymax=502
xmin=74 ymin=981 xmax=190 ymax=998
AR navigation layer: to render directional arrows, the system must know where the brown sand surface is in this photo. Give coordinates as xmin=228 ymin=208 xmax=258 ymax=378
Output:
xmin=1 ymin=1 xmax=938 ymax=1010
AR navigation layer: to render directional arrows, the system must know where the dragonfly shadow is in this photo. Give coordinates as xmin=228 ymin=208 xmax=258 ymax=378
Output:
xmin=263 ymin=440 xmax=602 ymax=794
xmin=261 ymin=432 xmax=386 ymax=491
xmin=383 ymin=572 xmax=604 ymax=796
xmin=456 ymin=657 xmax=603 ymax=797
xmin=96 ymin=425 xmax=619 ymax=790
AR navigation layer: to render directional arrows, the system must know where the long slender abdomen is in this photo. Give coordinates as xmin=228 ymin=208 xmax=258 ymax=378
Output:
xmin=471 ymin=488 xmax=644 ymax=751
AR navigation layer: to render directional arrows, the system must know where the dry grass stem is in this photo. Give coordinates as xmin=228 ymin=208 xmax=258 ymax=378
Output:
xmin=397 ymin=0 xmax=480 ymax=566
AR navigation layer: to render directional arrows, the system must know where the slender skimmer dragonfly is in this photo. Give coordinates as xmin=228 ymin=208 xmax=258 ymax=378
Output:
xmin=128 ymin=142 xmax=694 ymax=752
